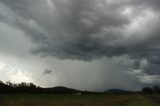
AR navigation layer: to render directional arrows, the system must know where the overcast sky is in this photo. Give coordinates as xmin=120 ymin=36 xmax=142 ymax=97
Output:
xmin=0 ymin=0 xmax=160 ymax=91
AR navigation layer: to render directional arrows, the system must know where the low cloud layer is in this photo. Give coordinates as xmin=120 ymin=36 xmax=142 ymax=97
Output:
xmin=0 ymin=0 xmax=160 ymax=90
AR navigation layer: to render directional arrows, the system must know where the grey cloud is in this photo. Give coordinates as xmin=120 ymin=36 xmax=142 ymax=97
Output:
xmin=43 ymin=69 xmax=53 ymax=75
xmin=0 ymin=0 xmax=160 ymax=87
xmin=0 ymin=0 xmax=131 ymax=61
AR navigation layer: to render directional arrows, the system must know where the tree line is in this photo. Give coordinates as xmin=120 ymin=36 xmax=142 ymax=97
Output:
xmin=0 ymin=81 xmax=79 ymax=94
xmin=0 ymin=81 xmax=41 ymax=93
xmin=142 ymin=86 xmax=160 ymax=94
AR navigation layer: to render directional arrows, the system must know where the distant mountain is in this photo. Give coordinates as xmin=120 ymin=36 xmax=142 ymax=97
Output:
xmin=105 ymin=89 xmax=132 ymax=94
xmin=42 ymin=86 xmax=80 ymax=94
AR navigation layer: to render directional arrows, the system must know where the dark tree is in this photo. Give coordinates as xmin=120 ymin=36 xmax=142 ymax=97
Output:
xmin=6 ymin=81 xmax=13 ymax=87
xmin=142 ymin=87 xmax=153 ymax=94
xmin=153 ymin=86 xmax=160 ymax=94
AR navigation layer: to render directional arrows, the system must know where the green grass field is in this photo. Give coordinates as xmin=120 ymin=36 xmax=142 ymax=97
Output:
xmin=0 ymin=94 xmax=156 ymax=106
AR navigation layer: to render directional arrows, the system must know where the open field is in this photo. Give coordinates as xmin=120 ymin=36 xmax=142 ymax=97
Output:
xmin=145 ymin=95 xmax=160 ymax=106
xmin=0 ymin=94 xmax=157 ymax=106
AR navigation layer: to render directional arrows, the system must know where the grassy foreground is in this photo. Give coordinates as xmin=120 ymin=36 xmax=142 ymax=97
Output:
xmin=0 ymin=94 xmax=156 ymax=106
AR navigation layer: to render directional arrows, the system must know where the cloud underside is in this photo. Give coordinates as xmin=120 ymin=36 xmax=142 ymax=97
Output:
xmin=0 ymin=0 xmax=160 ymax=87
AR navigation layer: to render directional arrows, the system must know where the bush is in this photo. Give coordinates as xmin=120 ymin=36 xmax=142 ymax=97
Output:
xmin=142 ymin=87 xmax=153 ymax=94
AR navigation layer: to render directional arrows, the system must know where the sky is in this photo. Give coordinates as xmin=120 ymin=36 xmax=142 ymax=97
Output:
xmin=0 ymin=0 xmax=160 ymax=91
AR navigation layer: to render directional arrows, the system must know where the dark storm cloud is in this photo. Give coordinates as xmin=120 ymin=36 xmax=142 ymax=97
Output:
xmin=0 ymin=0 xmax=133 ymax=61
xmin=0 ymin=0 xmax=160 ymax=85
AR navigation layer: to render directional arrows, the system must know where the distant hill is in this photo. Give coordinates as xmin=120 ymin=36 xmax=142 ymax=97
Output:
xmin=105 ymin=89 xmax=132 ymax=94
xmin=42 ymin=86 xmax=80 ymax=94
